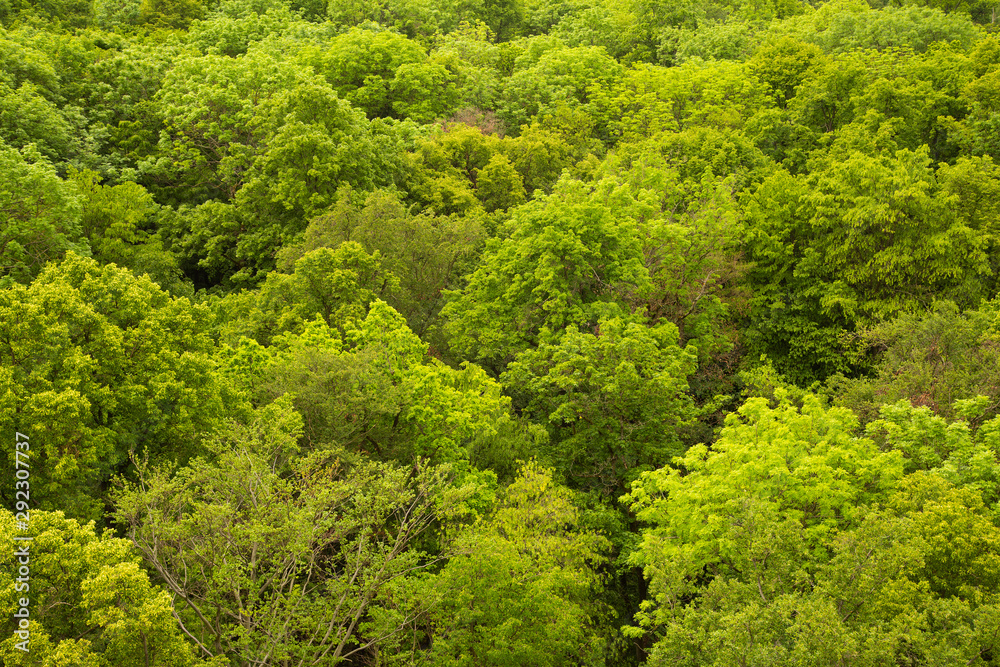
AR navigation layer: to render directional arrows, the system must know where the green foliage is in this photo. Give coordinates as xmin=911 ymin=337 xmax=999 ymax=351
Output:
xmin=185 ymin=1 xmax=302 ymax=56
xmin=417 ymin=461 xmax=610 ymax=666
xmin=71 ymin=169 xmax=188 ymax=290
xmin=830 ymin=301 xmax=1000 ymax=425
xmin=443 ymin=176 xmax=647 ymax=367
xmin=299 ymin=27 xmax=428 ymax=119
xmin=807 ymin=147 xmax=987 ymax=317
xmin=0 ymin=30 xmax=60 ymax=92
xmin=234 ymin=81 xmax=380 ymax=218
xmin=115 ymin=411 xmax=476 ymax=664
xmin=446 ymin=137 xmax=748 ymax=373
xmin=149 ymin=49 xmax=305 ymax=201
xmin=403 ymin=123 xmax=499 ymax=214
xmin=625 ymin=390 xmax=1000 ymax=666
xmin=83 ymin=40 xmax=179 ymax=175
xmin=760 ymin=43 xmax=974 ymax=165
xmin=504 ymin=317 xmax=698 ymax=497
xmin=404 ymin=119 xmax=588 ymax=214
xmin=139 ymin=0 xmax=206 ymax=29
xmin=0 ymin=0 xmax=91 ymax=28
xmin=93 ymin=0 xmax=143 ymax=29
xmin=748 ymin=36 xmax=822 ymax=108
xmin=500 ymin=43 xmax=624 ymax=132
xmin=740 ymin=146 xmax=995 ymax=383
xmin=279 ymin=186 xmax=485 ymax=338
xmin=72 ymin=171 xmax=156 ymax=264
xmin=0 ymin=510 xmax=200 ymax=665
xmin=152 ymin=47 xmax=376 ymax=205
xmin=13 ymin=1 xmax=1000 ymax=662
xmin=224 ymin=302 xmax=534 ymax=470
xmin=591 ymin=60 xmax=769 ymax=145
xmin=475 ymin=152 xmax=527 ymax=211
xmin=867 ymin=399 xmax=1000 ymax=486
xmin=774 ymin=0 xmax=980 ymax=55
xmin=224 ymin=241 xmax=399 ymax=345
xmin=501 ymin=120 xmax=581 ymax=193
xmin=0 ymin=141 xmax=85 ymax=284
xmin=151 ymin=45 xmax=398 ymax=285
xmin=0 ymin=81 xmax=77 ymax=163
xmin=390 ymin=60 xmax=462 ymax=122
xmin=627 ymin=390 xmax=905 ymax=579
xmin=947 ymin=59 xmax=1000 ymax=162
xmin=595 ymin=134 xmax=751 ymax=405
xmin=669 ymin=19 xmax=759 ymax=63
xmin=324 ymin=0 xmax=483 ymax=38
xmin=0 ymin=254 xmax=228 ymax=521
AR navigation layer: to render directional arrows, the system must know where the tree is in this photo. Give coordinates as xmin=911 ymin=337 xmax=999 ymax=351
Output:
xmin=184 ymin=0 xmax=302 ymax=57
xmin=625 ymin=390 xmax=1000 ymax=666
xmin=416 ymin=461 xmax=610 ymax=667
xmin=738 ymin=168 xmax=856 ymax=382
xmin=298 ymin=27 xmax=428 ymax=120
xmin=0 ymin=253 xmax=228 ymax=521
xmin=151 ymin=46 xmax=385 ymax=285
xmin=777 ymin=0 xmax=979 ymax=55
xmin=500 ymin=120 xmax=580 ymax=194
xmin=595 ymin=130 xmax=756 ymax=346
xmin=0 ymin=140 xmax=85 ymax=285
xmin=748 ymin=36 xmax=822 ymax=109
xmin=475 ymin=152 xmax=527 ymax=211
xmin=499 ymin=42 xmax=624 ymax=134
xmin=442 ymin=175 xmax=649 ymax=368
xmin=233 ymin=79 xmax=380 ymax=220
xmin=148 ymin=48 xmax=305 ymax=204
xmin=952 ymin=64 xmax=1000 ymax=161
xmin=0 ymin=0 xmax=91 ymax=28
xmin=139 ymin=0 xmax=206 ymax=29
xmin=402 ymin=123 xmax=501 ymax=216
xmin=445 ymin=139 xmax=746 ymax=380
xmin=0 ymin=510 xmax=203 ymax=666
xmin=829 ymin=300 xmax=1000 ymax=425
xmin=212 ymin=241 xmax=398 ymax=346
xmin=217 ymin=299 xmax=534 ymax=473
xmin=150 ymin=46 xmax=378 ymax=207
xmin=73 ymin=170 xmax=155 ymax=267
xmin=390 ymin=61 xmax=462 ymax=123
xmin=739 ymin=147 xmax=994 ymax=383
xmin=808 ymin=147 xmax=987 ymax=319
xmin=324 ymin=0 xmax=483 ymax=38
xmin=482 ymin=0 xmax=523 ymax=41
xmin=0 ymin=80 xmax=77 ymax=165
xmin=114 ymin=400 xmax=476 ymax=665
xmin=503 ymin=317 xmax=698 ymax=498
xmin=70 ymin=169 xmax=190 ymax=294
xmin=669 ymin=20 xmax=759 ymax=63
xmin=278 ymin=186 xmax=485 ymax=339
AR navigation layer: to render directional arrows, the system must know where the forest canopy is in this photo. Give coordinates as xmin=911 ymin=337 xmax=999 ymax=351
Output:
xmin=3 ymin=0 xmax=1000 ymax=664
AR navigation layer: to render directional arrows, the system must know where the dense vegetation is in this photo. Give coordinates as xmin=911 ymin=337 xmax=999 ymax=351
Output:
xmin=3 ymin=0 xmax=1000 ymax=663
